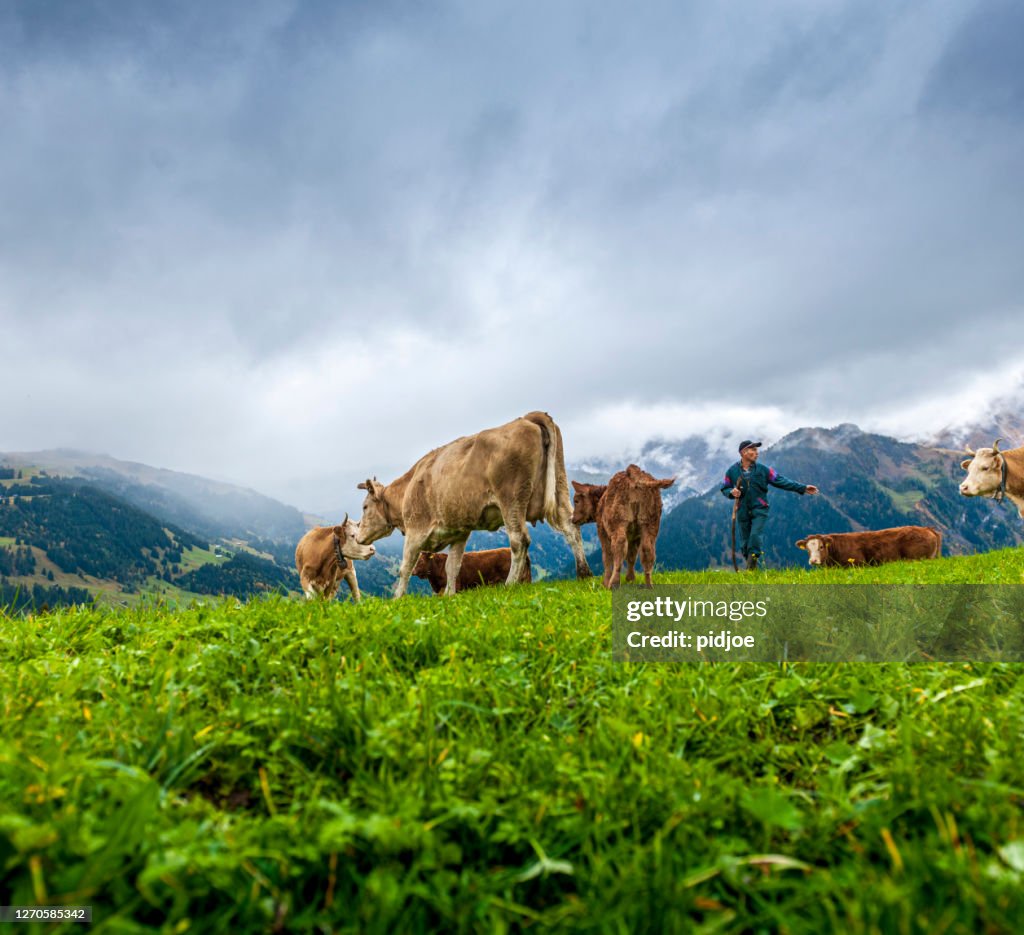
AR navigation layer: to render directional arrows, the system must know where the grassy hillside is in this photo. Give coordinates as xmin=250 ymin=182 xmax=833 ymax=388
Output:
xmin=2 ymin=551 xmax=1023 ymax=932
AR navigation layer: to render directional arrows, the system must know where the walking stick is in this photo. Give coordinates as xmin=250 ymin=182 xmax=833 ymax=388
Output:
xmin=731 ymin=480 xmax=739 ymax=572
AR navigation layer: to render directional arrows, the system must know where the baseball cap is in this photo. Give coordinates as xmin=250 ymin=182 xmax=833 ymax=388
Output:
xmin=738 ymin=440 xmax=762 ymax=453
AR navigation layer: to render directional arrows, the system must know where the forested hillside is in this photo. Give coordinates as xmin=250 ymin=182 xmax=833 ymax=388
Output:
xmin=0 ymin=476 xmax=300 ymax=609
xmin=0 ymin=450 xmax=307 ymax=543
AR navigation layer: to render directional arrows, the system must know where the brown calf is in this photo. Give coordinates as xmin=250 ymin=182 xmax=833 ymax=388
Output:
xmin=412 ymin=547 xmax=531 ymax=594
xmin=295 ymin=519 xmax=375 ymax=602
xmin=573 ymin=464 xmax=675 ymax=589
xmin=795 ymin=525 xmax=942 ymax=567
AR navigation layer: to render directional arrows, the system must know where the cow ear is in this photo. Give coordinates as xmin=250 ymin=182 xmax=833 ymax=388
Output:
xmin=656 ymin=477 xmax=675 ymax=489
xmin=357 ymin=480 xmax=369 ymax=491
xmin=960 ymin=459 xmax=972 ymax=470
xmin=795 ymin=539 xmax=807 ymax=550
xmin=571 ymin=481 xmax=584 ymax=492
xmin=332 ymin=524 xmax=346 ymax=538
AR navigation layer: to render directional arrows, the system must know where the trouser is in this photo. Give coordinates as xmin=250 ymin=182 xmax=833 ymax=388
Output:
xmin=737 ymin=509 xmax=769 ymax=559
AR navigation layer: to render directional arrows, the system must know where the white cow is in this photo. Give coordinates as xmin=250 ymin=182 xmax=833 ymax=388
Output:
xmin=959 ymin=438 xmax=1024 ymax=518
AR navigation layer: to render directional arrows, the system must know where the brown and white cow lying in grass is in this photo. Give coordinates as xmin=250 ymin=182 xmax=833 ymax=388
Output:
xmin=795 ymin=526 xmax=942 ymax=567
xmin=295 ymin=518 xmax=375 ymax=602
xmin=572 ymin=464 xmax=675 ymax=589
xmin=959 ymin=438 xmax=1024 ymax=518
xmin=412 ymin=547 xmax=531 ymax=594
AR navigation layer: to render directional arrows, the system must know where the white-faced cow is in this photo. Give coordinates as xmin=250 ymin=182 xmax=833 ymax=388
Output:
xmin=295 ymin=518 xmax=375 ymax=602
xmin=795 ymin=526 xmax=942 ymax=567
xmin=355 ymin=411 xmax=592 ymax=597
xmin=572 ymin=464 xmax=675 ymax=589
xmin=959 ymin=438 xmax=1024 ymax=518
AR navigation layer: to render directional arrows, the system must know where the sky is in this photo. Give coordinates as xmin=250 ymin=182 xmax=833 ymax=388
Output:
xmin=3 ymin=0 xmax=1024 ymax=513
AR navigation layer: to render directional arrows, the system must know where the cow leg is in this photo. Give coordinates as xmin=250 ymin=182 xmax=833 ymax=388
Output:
xmin=597 ymin=524 xmax=614 ymax=589
xmin=504 ymin=518 xmax=532 ymax=586
xmin=342 ymin=565 xmax=361 ymax=603
xmin=444 ymin=540 xmax=467 ymax=596
xmin=300 ymin=567 xmax=319 ymax=600
xmin=625 ymin=536 xmax=639 ymax=583
xmin=607 ymin=529 xmax=628 ymax=590
xmin=639 ymin=530 xmax=657 ymax=588
xmin=395 ymin=536 xmax=430 ymax=598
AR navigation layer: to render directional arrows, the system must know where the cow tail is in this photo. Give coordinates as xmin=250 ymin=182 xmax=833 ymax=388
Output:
xmin=523 ymin=411 xmax=560 ymax=524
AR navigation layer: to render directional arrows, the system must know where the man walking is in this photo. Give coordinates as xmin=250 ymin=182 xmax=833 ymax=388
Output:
xmin=721 ymin=440 xmax=818 ymax=571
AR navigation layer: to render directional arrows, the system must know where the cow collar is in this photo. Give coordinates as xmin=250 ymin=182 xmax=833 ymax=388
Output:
xmin=332 ymin=534 xmax=350 ymax=571
xmin=994 ymin=454 xmax=1009 ymax=503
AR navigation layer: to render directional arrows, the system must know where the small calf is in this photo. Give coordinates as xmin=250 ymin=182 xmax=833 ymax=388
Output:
xmin=572 ymin=464 xmax=674 ymax=589
xmin=295 ymin=519 xmax=375 ymax=602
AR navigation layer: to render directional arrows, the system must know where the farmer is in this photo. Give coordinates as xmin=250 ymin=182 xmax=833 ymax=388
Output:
xmin=720 ymin=440 xmax=818 ymax=571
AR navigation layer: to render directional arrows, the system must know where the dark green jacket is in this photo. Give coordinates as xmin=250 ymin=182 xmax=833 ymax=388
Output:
xmin=720 ymin=462 xmax=807 ymax=511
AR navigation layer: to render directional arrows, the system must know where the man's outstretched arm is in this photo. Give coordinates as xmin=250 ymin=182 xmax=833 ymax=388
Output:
xmin=766 ymin=467 xmax=818 ymax=495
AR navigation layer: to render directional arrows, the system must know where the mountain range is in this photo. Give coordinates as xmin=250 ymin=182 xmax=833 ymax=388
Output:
xmin=0 ymin=449 xmax=307 ymax=544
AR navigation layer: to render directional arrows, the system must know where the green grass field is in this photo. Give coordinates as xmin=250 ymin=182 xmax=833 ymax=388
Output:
xmin=2 ymin=550 xmax=1024 ymax=933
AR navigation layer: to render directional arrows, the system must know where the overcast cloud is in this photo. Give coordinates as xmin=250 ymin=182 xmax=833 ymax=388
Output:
xmin=3 ymin=0 xmax=1023 ymax=513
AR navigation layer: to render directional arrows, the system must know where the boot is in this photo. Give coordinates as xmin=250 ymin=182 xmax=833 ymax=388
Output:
xmin=746 ymin=554 xmax=759 ymax=571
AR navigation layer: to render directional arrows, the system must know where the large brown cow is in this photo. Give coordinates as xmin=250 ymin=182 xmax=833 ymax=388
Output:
xmin=355 ymin=411 xmax=592 ymax=597
xmin=572 ymin=464 xmax=675 ymax=589
xmin=795 ymin=526 xmax=942 ymax=567
xmin=412 ymin=547 xmax=531 ymax=594
xmin=295 ymin=519 xmax=375 ymax=602
xmin=959 ymin=438 xmax=1024 ymax=517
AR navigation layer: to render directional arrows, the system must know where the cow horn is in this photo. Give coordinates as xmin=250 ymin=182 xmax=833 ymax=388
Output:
xmin=964 ymin=443 xmax=975 ymax=456
xmin=343 ymin=512 xmax=349 ymax=525
xmin=992 ymin=438 xmax=1002 ymax=454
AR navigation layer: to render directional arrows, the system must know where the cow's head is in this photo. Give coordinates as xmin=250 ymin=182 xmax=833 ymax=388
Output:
xmin=412 ymin=551 xmax=444 ymax=580
xmin=571 ymin=481 xmax=607 ymax=525
xmin=334 ymin=514 xmax=375 ymax=561
xmin=355 ymin=478 xmax=394 ymax=544
xmin=796 ymin=536 xmax=829 ymax=566
xmin=959 ymin=439 xmax=1005 ymax=498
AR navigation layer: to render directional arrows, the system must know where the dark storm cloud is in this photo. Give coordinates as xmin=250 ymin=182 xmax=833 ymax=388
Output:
xmin=2 ymin=0 xmax=1022 ymax=508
